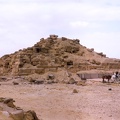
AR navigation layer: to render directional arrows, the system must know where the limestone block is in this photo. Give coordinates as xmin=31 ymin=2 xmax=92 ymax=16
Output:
xmin=35 ymin=68 xmax=45 ymax=74
xmin=74 ymin=39 xmax=80 ymax=44
xmin=68 ymin=78 xmax=76 ymax=84
xmin=90 ymin=74 xmax=99 ymax=79
xmin=0 ymin=98 xmax=39 ymax=120
xmin=47 ymin=74 xmax=55 ymax=80
xmin=49 ymin=34 xmax=58 ymax=40
xmin=62 ymin=37 xmax=67 ymax=41
xmin=84 ymin=74 xmax=91 ymax=79
xmin=10 ymin=110 xmax=24 ymax=120
xmin=24 ymin=110 xmax=39 ymax=120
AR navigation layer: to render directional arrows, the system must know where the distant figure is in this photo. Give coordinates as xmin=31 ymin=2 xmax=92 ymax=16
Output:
xmin=115 ymin=71 xmax=119 ymax=78
xmin=111 ymin=71 xmax=120 ymax=82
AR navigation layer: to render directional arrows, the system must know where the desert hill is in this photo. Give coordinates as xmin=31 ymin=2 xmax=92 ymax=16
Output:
xmin=0 ymin=35 xmax=120 ymax=77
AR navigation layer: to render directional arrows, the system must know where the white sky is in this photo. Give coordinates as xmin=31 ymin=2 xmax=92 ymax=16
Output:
xmin=0 ymin=0 xmax=120 ymax=58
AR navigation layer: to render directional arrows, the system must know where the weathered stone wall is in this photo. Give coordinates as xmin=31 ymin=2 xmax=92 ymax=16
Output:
xmin=77 ymin=72 xmax=112 ymax=79
xmin=18 ymin=66 xmax=59 ymax=75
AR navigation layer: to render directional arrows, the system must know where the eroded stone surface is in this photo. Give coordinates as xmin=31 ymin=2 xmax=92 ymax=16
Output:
xmin=0 ymin=35 xmax=120 ymax=77
xmin=0 ymin=97 xmax=39 ymax=120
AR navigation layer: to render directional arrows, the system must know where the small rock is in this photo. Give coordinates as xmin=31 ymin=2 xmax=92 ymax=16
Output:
xmin=34 ymin=80 xmax=44 ymax=84
xmin=13 ymin=81 xmax=19 ymax=85
xmin=47 ymin=74 xmax=55 ymax=80
xmin=73 ymin=89 xmax=78 ymax=93
xmin=68 ymin=78 xmax=76 ymax=84
xmin=108 ymin=88 xmax=112 ymax=91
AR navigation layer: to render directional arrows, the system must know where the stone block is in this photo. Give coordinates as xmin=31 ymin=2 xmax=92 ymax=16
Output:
xmin=90 ymin=74 xmax=98 ymax=79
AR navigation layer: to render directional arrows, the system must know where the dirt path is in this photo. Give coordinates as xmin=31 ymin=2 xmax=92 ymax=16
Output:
xmin=0 ymin=79 xmax=120 ymax=120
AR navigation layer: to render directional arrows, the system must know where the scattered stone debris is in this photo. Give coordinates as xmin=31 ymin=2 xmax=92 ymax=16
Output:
xmin=0 ymin=97 xmax=39 ymax=120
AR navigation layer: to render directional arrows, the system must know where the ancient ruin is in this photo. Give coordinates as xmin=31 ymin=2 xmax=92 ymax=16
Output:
xmin=0 ymin=35 xmax=120 ymax=77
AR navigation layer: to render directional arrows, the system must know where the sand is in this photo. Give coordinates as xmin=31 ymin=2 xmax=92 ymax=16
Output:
xmin=0 ymin=78 xmax=120 ymax=120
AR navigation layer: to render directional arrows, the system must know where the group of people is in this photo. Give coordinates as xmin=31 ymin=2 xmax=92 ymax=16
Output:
xmin=111 ymin=71 xmax=120 ymax=80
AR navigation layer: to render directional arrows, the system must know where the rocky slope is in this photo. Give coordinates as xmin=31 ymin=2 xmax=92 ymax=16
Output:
xmin=0 ymin=35 xmax=120 ymax=76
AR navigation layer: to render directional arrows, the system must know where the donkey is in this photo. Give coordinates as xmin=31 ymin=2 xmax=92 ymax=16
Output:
xmin=102 ymin=75 xmax=112 ymax=83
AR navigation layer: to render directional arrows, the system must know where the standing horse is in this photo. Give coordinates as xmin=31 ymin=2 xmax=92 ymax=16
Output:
xmin=102 ymin=75 xmax=112 ymax=83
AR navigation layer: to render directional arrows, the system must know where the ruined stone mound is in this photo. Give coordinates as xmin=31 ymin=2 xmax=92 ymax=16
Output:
xmin=0 ymin=97 xmax=39 ymax=120
xmin=0 ymin=34 xmax=120 ymax=76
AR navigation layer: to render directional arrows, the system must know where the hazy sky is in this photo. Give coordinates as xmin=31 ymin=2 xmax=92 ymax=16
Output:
xmin=0 ymin=0 xmax=120 ymax=58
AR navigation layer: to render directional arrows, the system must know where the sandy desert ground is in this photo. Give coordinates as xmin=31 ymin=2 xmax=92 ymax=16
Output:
xmin=0 ymin=78 xmax=120 ymax=120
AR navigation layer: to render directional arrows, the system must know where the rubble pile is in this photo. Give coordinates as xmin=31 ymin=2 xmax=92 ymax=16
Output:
xmin=0 ymin=35 xmax=120 ymax=77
